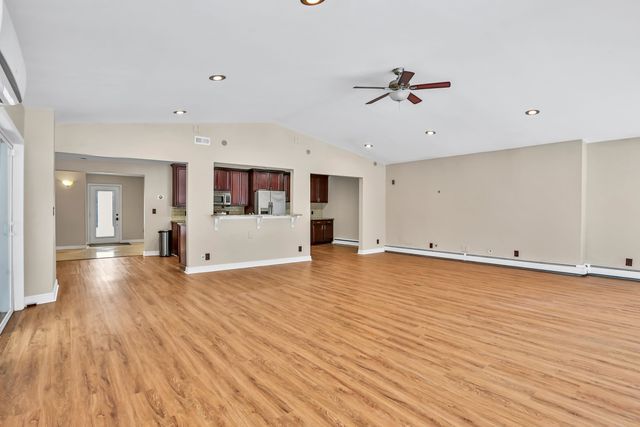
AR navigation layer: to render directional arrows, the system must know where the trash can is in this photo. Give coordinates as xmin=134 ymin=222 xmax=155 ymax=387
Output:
xmin=158 ymin=230 xmax=171 ymax=257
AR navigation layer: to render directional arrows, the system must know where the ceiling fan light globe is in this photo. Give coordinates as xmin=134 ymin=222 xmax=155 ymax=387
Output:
xmin=389 ymin=89 xmax=410 ymax=102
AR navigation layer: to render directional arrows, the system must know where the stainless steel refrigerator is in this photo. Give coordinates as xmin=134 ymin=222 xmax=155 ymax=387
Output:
xmin=255 ymin=190 xmax=286 ymax=215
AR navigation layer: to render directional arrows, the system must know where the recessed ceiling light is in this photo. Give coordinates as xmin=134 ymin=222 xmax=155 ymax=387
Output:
xmin=173 ymin=110 xmax=187 ymax=115
xmin=209 ymin=74 xmax=226 ymax=81
xmin=301 ymin=0 xmax=325 ymax=5
xmin=525 ymin=109 xmax=540 ymax=116
xmin=425 ymin=130 xmax=437 ymax=135
xmin=364 ymin=143 xmax=374 ymax=149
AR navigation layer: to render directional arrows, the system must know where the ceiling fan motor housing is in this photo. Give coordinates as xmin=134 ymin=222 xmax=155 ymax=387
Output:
xmin=389 ymin=89 xmax=411 ymax=102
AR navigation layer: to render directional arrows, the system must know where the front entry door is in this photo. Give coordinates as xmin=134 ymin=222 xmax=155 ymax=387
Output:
xmin=88 ymin=184 xmax=122 ymax=244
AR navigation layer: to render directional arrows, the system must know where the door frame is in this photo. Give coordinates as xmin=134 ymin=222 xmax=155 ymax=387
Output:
xmin=0 ymin=138 xmax=13 ymax=333
xmin=87 ymin=183 xmax=123 ymax=244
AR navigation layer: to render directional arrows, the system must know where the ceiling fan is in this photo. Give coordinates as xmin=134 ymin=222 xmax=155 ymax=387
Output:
xmin=354 ymin=67 xmax=451 ymax=105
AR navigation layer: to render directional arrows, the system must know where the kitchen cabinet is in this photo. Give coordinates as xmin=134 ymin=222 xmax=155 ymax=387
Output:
xmin=269 ymin=172 xmax=284 ymax=191
xmin=311 ymin=219 xmax=334 ymax=245
xmin=251 ymin=170 xmax=271 ymax=191
xmin=178 ymin=223 xmax=187 ymax=266
xmin=310 ymin=174 xmax=329 ymax=203
xmin=214 ymin=169 xmax=231 ymax=191
xmin=284 ymin=173 xmax=291 ymax=202
xmin=230 ymin=170 xmax=249 ymax=206
xmin=171 ymin=221 xmax=187 ymax=266
xmin=171 ymin=163 xmax=187 ymax=208
xmin=171 ymin=222 xmax=180 ymax=256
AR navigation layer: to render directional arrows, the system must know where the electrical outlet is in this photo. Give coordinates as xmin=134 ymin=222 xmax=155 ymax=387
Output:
xmin=152 ymin=208 xmax=157 ymax=214
xmin=514 ymin=250 xmax=519 ymax=258
xmin=298 ymin=245 xmax=303 ymax=252
xmin=626 ymin=258 xmax=633 ymax=267
xmin=205 ymin=253 xmax=210 ymax=261
xmin=376 ymin=239 xmax=380 ymax=245
xmin=429 ymin=243 xmax=433 ymax=249
xmin=391 ymin=179 xmax=395 ymax=185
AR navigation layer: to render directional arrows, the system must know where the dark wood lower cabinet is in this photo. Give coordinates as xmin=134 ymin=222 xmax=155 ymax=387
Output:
xmin=171 ymin=221 xmax=187 ymax=266
xmin=311 ymin=219 xmax=334 ymax=245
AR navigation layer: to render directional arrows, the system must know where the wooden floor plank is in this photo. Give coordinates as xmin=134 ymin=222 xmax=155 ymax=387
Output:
xmin=2 ymin=245 xmax=640 ymax=426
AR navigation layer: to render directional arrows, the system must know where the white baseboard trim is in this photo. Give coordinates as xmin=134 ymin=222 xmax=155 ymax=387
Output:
xmin=185 ymin=256 xmax=312 ymax=274
xmin=586 ymin=265 xmax=640 ymax=281
xmin=143 ymin=251 xmax=160 ymax=257
xmin=122 ymin=239 xmax=144 ymax=243
xmin=332 ymin=238 xmax=359 ymax=247
xmin=56 ymin=245 xmax=86 ymax=250
xmin=24 ymin=279 xmax=59 ymax=306
xmin=358 ymin=248 xmax=386 ymax=255
xmin=384 ymin=246 xmax=587 ymax=276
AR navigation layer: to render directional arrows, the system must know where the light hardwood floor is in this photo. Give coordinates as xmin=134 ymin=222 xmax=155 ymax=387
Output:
xmin=2 ymin=245 xmax=640 ymax=426
xmin=56 ymin=242 xmax=144 ymax=261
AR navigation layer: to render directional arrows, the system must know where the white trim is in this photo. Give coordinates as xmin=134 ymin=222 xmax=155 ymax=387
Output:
xmin=332 ymin=238 xmax=359 ymax=247
xmin=384 ymin=246 xmax=588 ymax=276
xmin=24 ymin=279 xmax=59 ymax=306
xmin=586 ymin=265 xmax=640 ymax=281
xmin=143 ymin=250 xmax=160 ymax=257
xmin=185 ymin=255 xmax=312 ymax=274
xmin=358 ymin=247 xmax=385 ymax=255
xmin=56 ymin=245 xmax=87 ymax=250
xmin=121 ymin=239 xmax=144 ymax=243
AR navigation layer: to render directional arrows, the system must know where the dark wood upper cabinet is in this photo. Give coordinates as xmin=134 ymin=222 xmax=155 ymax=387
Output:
xmin=171 ymin=163 xmax=187 ymax=207
xmin=251 ymin=170 xmax=271 ymax=191
xmin=214 ymin=169 xmax=231 ymax=191
xmin=283 ymin=173 xmax=291 ymax=202
xmin=310 ymin=174 xmax=329 ymax=203
xmin=230 ymin=170 xmax=249 ymax=206
xmin=269 ymin=171 xmax=284 ymax=191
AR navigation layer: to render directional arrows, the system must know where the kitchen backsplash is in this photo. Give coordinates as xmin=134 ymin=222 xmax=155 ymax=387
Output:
xmin=311 ymin=203 xmax=326 ymax=219
xmin=214 ymin=205 xmax=246 ymax=215
xmin=171 ymin=207 xmax=186 ymax=222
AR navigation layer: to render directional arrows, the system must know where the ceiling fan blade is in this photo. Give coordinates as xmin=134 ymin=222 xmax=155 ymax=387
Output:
xmin=410 ymin=81 xmax=451 ymax=90
xmin=408 ymin=93 xmax=422 ymax=104
xmin=398 ymin=71 xmax=415 ymax=86
xmin=366 ymin=93 xmax=390 ymax=105
xmin=353 ymin=86 xmax=387 ymax=89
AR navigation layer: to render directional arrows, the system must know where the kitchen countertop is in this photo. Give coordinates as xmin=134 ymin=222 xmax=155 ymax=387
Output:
xmin=311 ymin=218 xmax=334 ymax=221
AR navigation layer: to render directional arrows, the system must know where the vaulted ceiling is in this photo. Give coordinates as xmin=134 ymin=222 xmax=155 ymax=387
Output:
xmin=7 ymin=0 xmax=640 ymax=163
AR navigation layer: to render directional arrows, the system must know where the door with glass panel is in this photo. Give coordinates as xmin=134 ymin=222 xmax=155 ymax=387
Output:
xmin=88 ymin=184 xmax=122 ymax=244
xmin=0 ymin=139 xmax=13 ymax=333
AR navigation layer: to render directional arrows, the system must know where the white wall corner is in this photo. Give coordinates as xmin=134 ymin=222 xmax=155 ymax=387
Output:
xmin=185 ymin=255 xmax=312 ymax=274
xmin=358 ymin=247 xmax=385 ymax=255
xmin=24 ymin=279 xmax=59 ymax=306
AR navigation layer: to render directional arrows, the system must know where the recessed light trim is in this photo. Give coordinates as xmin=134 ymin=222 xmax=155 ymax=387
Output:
xmin=525 ymin=109 xmax=540 ymax=116
xmin=301 ymin=0 xmax=325 ymax=5
xmin=425 ymin=130 xmax=437 ymax=136
xmin=364 ymin=143 xmax=374 ymax=149
xmin=209 ymin=74 xmax=226 ymax=81
xmin=173 ymin=110 xmax=187 ymax=115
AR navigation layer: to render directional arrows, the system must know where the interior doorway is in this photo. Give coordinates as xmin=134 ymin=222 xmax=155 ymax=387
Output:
xmin=87 ymin=184 xmax=122 ymax=245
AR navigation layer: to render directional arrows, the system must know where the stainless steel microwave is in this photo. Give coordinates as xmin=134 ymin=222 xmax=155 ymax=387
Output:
xmin=214 ymin=191 xmax=231 ymax=206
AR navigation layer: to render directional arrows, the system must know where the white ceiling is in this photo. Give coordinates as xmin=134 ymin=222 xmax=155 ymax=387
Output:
xmin=7 ymin=0 xmax=640 ymax=163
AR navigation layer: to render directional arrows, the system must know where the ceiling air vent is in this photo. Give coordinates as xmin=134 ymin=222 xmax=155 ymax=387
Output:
xmin=194 ymin=136 xmax=211 ymax=146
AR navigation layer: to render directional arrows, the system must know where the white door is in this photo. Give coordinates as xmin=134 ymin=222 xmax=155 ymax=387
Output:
xmin=0 ymin=139 xmax=13 ymax=334
xmin=88 ymin=184 xmax=122 ymax=244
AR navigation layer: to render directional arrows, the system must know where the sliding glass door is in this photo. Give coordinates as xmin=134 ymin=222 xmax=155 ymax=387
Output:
xmin=0 ymin=139 xmax=12 ymax=333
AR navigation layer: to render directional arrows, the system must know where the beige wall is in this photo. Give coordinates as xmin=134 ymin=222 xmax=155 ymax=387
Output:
xmin=386 ymin=141 xmax=585 ymax=265
xmin=24 ymin=109 xmax=57 ymax=296
xmin=55 ymin=171 xmax=86 ymax=247
xmin=585 ymin=137 xmax=640 ymax=269
xmin=323 ymin=176 xmax=359 ymax=241
xmin=55 ymin=123 xmax=386 ymax=266
xmin=86 ymin=174 xmax=144 ymax=241
xmin=55 ymin=156 xmax=172 ymax=253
